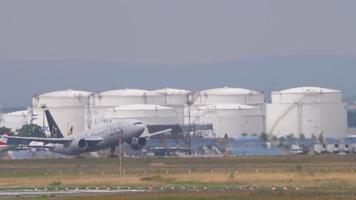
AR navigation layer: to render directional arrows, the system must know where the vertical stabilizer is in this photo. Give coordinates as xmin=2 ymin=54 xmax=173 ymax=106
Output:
xmin=0 ymin=134 xmax=8 ymax=145
xmin=44 ymin=109 xmax=64 ymax=138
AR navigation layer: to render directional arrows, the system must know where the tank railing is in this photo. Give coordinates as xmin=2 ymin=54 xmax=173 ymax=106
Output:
xmin=191 ymin=107 xmax=217 ymax=124
xmin=267 ymin=94 xmax=307 ymax=135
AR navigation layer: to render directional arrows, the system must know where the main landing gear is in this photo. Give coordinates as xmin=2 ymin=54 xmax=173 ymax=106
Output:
xmin=109 ymin=146 xmax=117 ymax=158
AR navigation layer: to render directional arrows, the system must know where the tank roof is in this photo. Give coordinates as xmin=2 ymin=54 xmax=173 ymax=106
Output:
xmin=4 ymin=110 xmax=28 ymax=115
xmin=100 ymin=89 xmax=158 ymax=96
xmin=37 ymin=89 xmax=92 ymax=98
xmin=200 ymin=87 xmax=261 ymax=95
xmin=153 ymin=88 xmax=191 ymax=95
xmin=276 ymin=87 xmax=340 ymax=94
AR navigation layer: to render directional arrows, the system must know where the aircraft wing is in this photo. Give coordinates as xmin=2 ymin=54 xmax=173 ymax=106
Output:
xmin=5 ymin=135 xmax=72 ymax=144
xmin=140 ymin=128 xmax=172 ymax=138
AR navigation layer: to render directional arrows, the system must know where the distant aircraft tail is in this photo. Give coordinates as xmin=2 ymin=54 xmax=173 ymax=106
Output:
xmin=45 ymin=109 xmax=64 ymax=138
xmin=0 ymin=134 xmax=8 ymax=145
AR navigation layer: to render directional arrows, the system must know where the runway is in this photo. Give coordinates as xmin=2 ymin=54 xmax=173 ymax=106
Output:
xmin=0 ymin=188 xmax=147 ymax=197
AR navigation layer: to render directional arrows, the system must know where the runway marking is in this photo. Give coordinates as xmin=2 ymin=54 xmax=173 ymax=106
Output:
xmin=0 ymin=185 xmax=303 ymax=197
xmin=0 ymin=189 xmax=146 ymax=197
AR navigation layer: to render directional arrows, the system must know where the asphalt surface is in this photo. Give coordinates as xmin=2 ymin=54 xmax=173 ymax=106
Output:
xmin=0 ymin=188 xmax=147 ymax=197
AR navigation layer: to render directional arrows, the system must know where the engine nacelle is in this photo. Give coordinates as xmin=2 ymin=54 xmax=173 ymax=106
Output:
xmin=129 ymin=137 xmax=146 ymax=150
xmin=78 ymin=139 xmax=88 ymax=150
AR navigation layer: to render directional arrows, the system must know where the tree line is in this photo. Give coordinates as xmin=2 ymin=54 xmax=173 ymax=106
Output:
xmin=0 ymin=124 xmax=46 ymax=138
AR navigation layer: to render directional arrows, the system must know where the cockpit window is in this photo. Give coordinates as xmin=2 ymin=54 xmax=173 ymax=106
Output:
xmin=133 ymin=122 xmax=143 ymax=125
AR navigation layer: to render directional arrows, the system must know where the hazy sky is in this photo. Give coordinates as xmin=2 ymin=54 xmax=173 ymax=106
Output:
xmin=1 ymin=56 xmax=356 ymax=108
xmin=1 ymin=1 xmax=356 ymax=108
xmin=1 ymin=0 xmax=356 ymax=64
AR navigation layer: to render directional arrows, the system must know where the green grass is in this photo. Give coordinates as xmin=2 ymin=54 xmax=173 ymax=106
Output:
xmin=2 ymin=155 xmax=356 ymax=198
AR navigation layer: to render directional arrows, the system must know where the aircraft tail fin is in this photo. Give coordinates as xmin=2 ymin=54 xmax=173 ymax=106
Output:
xmin=45 ymin=109 xmax=64 ymax=138
xmin=0 ymin=134 xmax=8 ymax=145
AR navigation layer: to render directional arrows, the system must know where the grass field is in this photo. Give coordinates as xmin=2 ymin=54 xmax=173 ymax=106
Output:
xmin=1 ymin=155 xmax=356 ymax=199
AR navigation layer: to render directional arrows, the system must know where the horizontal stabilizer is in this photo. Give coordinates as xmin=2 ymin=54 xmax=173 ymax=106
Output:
xmin=17 ymin=144 xmax=55 ymax=149
xmin=5 ymin=135 xmax=72 ymax=144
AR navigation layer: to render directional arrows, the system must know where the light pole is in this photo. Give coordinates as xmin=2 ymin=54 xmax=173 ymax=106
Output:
xmin=186 ymin=92 xmax=195 ymax=154
xmin=119 ymin=138 xmax=122 ymax=176
xmin=40 ymin=104 xmax=47 ymax=133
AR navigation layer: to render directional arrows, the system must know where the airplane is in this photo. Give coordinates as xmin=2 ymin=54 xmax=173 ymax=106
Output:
xmin=5 ymin=109 xmax=171 ymax=156
xmin=0 ymin=134 xmax=9 ymax=151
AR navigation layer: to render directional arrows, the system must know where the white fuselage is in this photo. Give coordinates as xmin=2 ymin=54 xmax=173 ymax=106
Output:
xmin=50 ymin=121 xmax=145 ymax=155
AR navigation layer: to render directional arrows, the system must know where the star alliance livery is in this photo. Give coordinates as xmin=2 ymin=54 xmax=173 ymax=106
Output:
xmin=5 ymin=109 xmax=171 ymax=156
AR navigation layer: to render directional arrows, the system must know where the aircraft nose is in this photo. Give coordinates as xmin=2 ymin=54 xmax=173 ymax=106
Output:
xmin=132 ymin=122 xmax=146 ymax=135
xmin=137 ymin=125 xmax=145 ymax=133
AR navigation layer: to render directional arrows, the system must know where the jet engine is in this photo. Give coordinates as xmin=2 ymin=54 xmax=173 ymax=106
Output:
xmin=77 ymin=139 xmax=88 ymax=150
xmin=129 ymin=137 xmax=146 ymax=150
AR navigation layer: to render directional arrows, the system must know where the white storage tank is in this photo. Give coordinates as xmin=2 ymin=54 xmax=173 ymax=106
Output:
xmin=89 ymin=89 xmax=165 ymax=127
xmin=195 ymin=87 xmax=265 ymax=105
xmin=266 ymin=87 xmax=347 ymax=138
xmin=32 ymin=89 xmax=92 ymax=135
xmin=0 ymin=110 xmax=29 ymax=132
xmin=153 ymin=88 xmax=190 ymax=124
xmin=188 ymin=104 xmax=264 ymax=138
xmin=92 ymin=104 xmax=181 ymax=126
